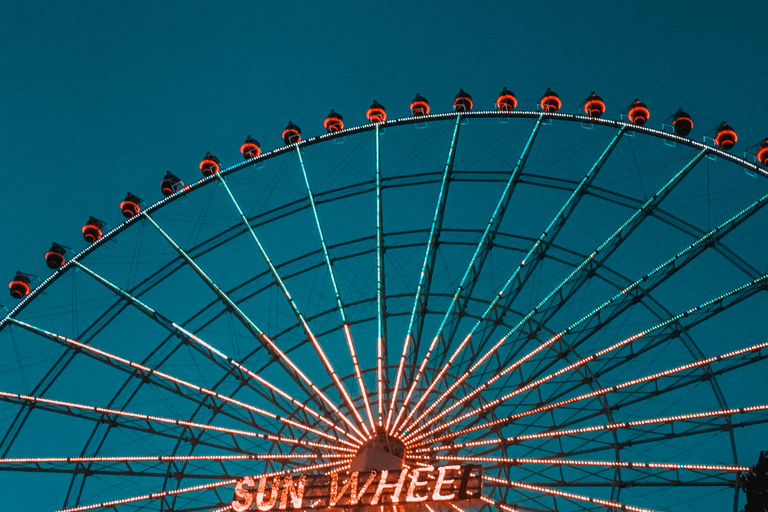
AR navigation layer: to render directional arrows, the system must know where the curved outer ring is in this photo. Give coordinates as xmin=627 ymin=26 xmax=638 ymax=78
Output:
xmin=2 ymin=109 xmax=764 ymax=329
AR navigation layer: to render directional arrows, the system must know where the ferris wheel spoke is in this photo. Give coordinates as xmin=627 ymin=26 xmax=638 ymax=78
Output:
xmin=416 ymin=403 xmax=768 ymax=457
xmin=214 ymin=173 xmax=369 ymax=436
xmin=54 ymin=459 xmax=349 ymax=512
xmin=393 ymin=116 xmax=543 ymax=435
xmin=6 ymin=317 xmax=357 ymax=448
xmin=484 ymin=475 xmax=659 ymax=512
xmin=406 ymin=272 xmax=768 ymax=444
xmin=388 ymin=115 xmax=461 ymax=432
xmin=172 ymin=324 xmax=361 ymax=443
xmin=0 ymin=390 xmax=306 ymax=454
xmin=405 ymin=186 xmax=768 ymax=439
xmin=432 ymin=337 xmax=768 ymax=444
xmin=69 ymin=260 xmax=352 ymax=440
xmin=399 ymin=127 xmax=626 ymax=434
xmin=293 ymin=146 xmax=375 ymax=432
xmin=141 ymin=211 xmax=367 ymax=440
xmin=0 ymin=453 xmax=348 ymax=478
xmin=375 ymin=123 xmax=389 ymax=426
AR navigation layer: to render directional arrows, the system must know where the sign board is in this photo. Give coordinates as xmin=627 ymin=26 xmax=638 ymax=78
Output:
xmin=232 ymin=464 xmax=482 ymax=512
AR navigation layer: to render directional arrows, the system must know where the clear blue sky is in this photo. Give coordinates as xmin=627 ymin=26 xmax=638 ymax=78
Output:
xmin=1 ymin=1 xmax=766 ymax=283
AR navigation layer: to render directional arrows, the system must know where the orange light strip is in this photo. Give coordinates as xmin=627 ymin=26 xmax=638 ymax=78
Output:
xmin=55 ymin=460 xmax=350 ymax=512
xmin=0 ymin=453 xmax=349 ymax=465
xmin=425 ymin=455 xmax=749 ymax=473
xmin=8 ymin=319 xmax=351 ymax=448
xmin=413 ymin=404 xmax=768 ymax=453
xmin=417 ymin=339 xmax=768 ymax=445
xmin=0 ymin=390 xmax=354 ymax=453
xmin=483 ymin=475 xmax=659 ymax=512
xmin=174 ymin=323 xmax=362 ymax=445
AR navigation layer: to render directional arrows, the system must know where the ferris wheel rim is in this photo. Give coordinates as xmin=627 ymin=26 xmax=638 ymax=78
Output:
xmin=1 ymin=108 xmax=766 ymax=512
xmin=2 ymin=110 xmax=765 ymax=329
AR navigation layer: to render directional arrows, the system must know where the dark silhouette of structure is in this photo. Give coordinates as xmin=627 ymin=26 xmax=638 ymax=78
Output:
xmin=742 ymin=451 xmax=768 ymax=512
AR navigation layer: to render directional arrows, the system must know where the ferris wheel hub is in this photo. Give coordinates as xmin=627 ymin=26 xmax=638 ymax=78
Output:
xmin=350 ymin=427 xmax=406 ymax=472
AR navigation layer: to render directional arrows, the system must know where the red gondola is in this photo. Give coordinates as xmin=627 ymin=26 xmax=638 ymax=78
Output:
xmin=366 ymin=101 xmax=387 ymax=123
xmin=627 ymin=99 xmax=650 ymax=126
xmin=9 ymin=272 xmax=31 ymax=299
xmin=582 ymin=92 xmax=605 ymax=118
xmin=757 ymin=140 xmax=768 ymax=166
xmin=199 ymin=152 xmax=220 ymax=177
xmin=120 ymin=192 xmax=142 ymax=218
xmin=672 ymin=109 xmax=693 ymax=137
xmin=240 ymin=136 xmax=261 ymax=159
xmin=540 ymin=88 xmax=562 ymax=113
xmin=45 ymin=243 xmax=67 ymax=269
xmin=714 ymin=123 xmax=737 ymax=151
xmin=282 ymin=121 xmax=301 ymax=145
xmin=82 ymin=216 xmax=104 ymax=243
xmin=160 ymin=171 xmax=182 ymax=197
xmin=453 ymin=89 xmax=473 ymax=112
xmin=496 ymin=87 xmax=517 ymax=111
xmin=324 ymin=110 xmax=344 ymax=133
xmin=410 ymin=94 xmax=430 ymax=116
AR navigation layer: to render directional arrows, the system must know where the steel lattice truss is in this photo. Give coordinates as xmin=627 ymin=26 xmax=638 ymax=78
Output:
xmin=1 ymin=111 xmax=768 ymax=512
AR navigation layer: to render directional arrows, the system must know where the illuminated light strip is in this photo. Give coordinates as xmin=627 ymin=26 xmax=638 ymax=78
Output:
xmin=70 ymin=261 xmax=357 ymax=444
xmin=215 ymin=174 xmax=369 ymax=436
xmin=413 ymin=404 xmax=768 ymax=453
xmin=7 ymin=318 xmax=349 ymax=448
xmin=436 ymin=339 xmax=768 ymax=442
xmin=0 ymin=453 xmax=349 ymax=465
xmin=0 ymin=390 xmax=354 ymax=453
xmin=295 ymin=146 xmax=375 ymax=432
xmin=449 ymin=503 xmax=467 ymax=512
xmin=483 ymin=475 xmax=658 ymax=512
xmin=141 ymin=212 xmax=367 ymax=441
xmin=393 ymin=116 xmax=543 ymax=434
xmin=173 ymin=323 xmax=361 ymax=445
xmin=55 ymin=460 xmax=349 ymax=512
xmin=411 ymin=276 xmax=768 ymax=448
xmin=389 ymin=116 xmax=462 ymax=433
xmin=405 ymin=226 xmax=768 ymax=443
xmin=375 ymin=123 xmax=387 ymax=427
xmin=402 ymin=127 xmax=628 ymax=436
xmin=4 ymin=112 xmax=762 ymax=334
xmin=428 ymin=455 xmax=749 ymax=472
xmin=405 ymin=148 xmax=707 ymax=433
xmin=480 ymin=495 xmax=519 ymax=512
xmin=212 ymin=506 xmax=233 ymax=512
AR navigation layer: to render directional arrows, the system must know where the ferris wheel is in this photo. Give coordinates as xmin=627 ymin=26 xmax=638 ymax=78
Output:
xmin=2 ymin=88 xmax=768 ymax=512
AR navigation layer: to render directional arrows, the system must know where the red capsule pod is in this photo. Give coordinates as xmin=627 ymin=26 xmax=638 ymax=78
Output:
xmin=496 ymin=87 xmax=517 ymax=111
xmin=324 ymin=110 xmax=344 ymax=133
xmin=199 ymin=152 xmax=221 ymax=177
xmin=9 ymin=272 xmax=31 ymax=299
xmin=672 ymin=109 xmax=693 ymax=137
xmin=282 ymin=121 xmax=301 ymax=145
xmin=582 ymin=92 xmax=605 ymax=118
xmin=627 ymin=99 xmax=650 ymax=126
xmin=366 ymin=101 xmax=387 ymax=123
xmin=160 ymin=171 xmax=182 ymax=197
xmin=757 ymin=140 xmax=768 ymax=166
xmin=714 ymin=123 xmax=737 ymax=150
xmin=120 ymin=192 xmax=142 ymax=218
xmin=240 ymin=136 xmax=261 ymax=159
xmin=82 ymin=216 xmax=104 ymax=243
xmin=540 ymin=88 xmax=561 ymax=113
xmin=453 ymin=89 xmax=473 ymax=112
xmin=45 ymin=243 xmax=67 ymax=269
xmin=410 ymin=93 xmax=430 ymax=116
